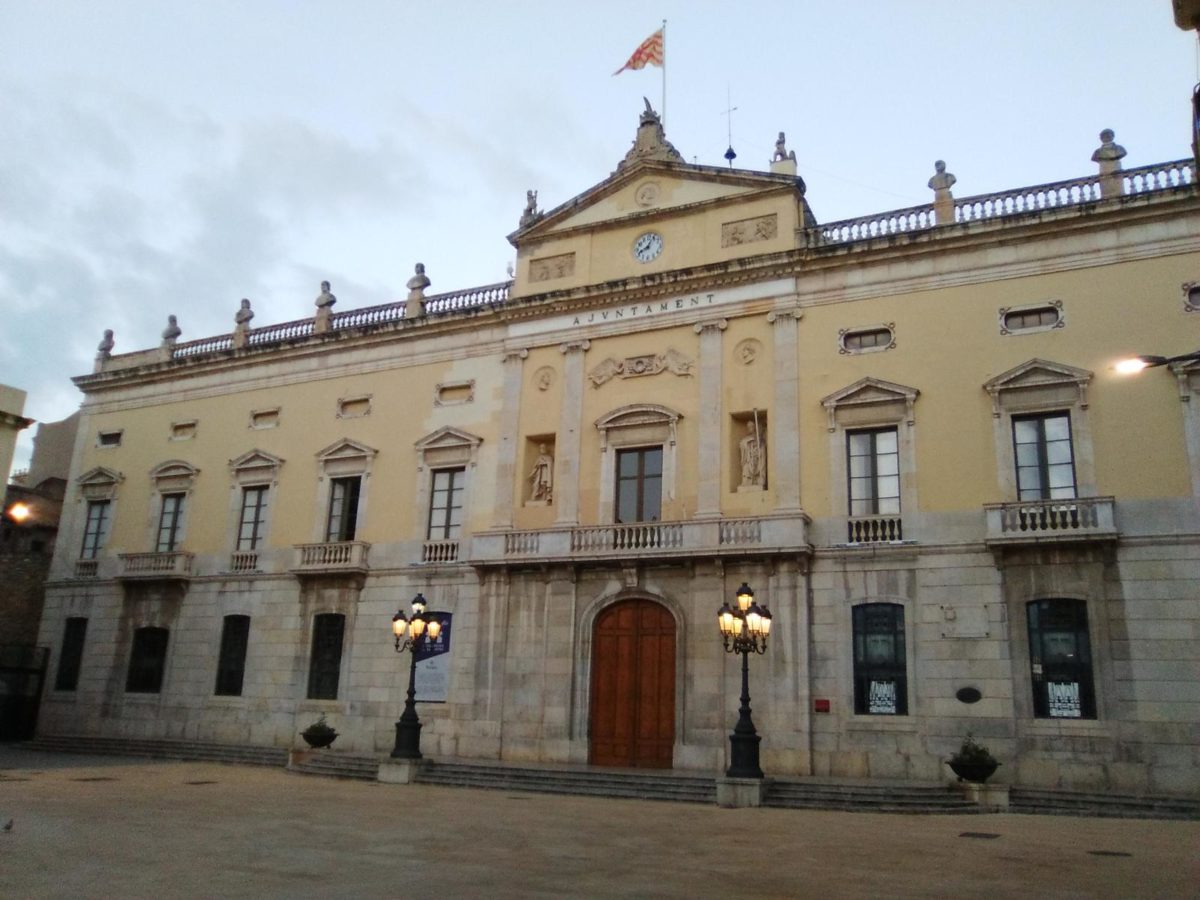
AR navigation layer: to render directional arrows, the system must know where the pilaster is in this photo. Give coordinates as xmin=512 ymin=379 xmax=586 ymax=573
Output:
xmin=767 ymin=305 xmax=803 ymax=511
xmin=492 ymin=349 xmax=528 ymax=528
xmin=555 ymin=340 xmax=590 ymax=525
xmin=694 ymin=318 xmax=728 ymax=518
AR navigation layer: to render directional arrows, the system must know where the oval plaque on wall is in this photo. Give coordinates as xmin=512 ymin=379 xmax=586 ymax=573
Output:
xmin=956 ymin=686 xmax=983 ymax=704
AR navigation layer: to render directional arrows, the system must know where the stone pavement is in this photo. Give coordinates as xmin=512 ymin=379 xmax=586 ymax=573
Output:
xmin=0 ymin=746 xmax=1196 ymax=899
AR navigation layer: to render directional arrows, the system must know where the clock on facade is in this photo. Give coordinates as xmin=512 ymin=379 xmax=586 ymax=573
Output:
xmin=633 ymin=231 xmax=664 ymax=263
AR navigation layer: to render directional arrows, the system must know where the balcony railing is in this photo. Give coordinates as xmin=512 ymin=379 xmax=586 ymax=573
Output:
xmin=847 ymin=515 xmax=903 ymax=544
xmin=984 ymin=497 xmax=1117 ymax=546
xmin=229 ymin=551 xmax=260 ymax=574
xmin=421 ymin=539 xmax=460 ymax=564
xmin=291 ymin=541 xmax=370 ymax=575
xmin=118 ymin=551 xmax=195 ymax=580
xmin=73 ymin=559 xmax=99 ymax=578
xmin=472 ymin=514 xmax=810 ymax=566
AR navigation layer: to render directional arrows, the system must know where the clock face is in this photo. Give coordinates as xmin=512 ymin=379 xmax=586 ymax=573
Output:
xmin=633 ymin=232 xmax=664 ymax=263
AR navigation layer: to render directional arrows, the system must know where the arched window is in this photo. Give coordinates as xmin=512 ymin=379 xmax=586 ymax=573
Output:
xmin=852 ymin=603 xmax=907 ymax=715
xmin=1027 ymin=599 xmax=1095 ymax=719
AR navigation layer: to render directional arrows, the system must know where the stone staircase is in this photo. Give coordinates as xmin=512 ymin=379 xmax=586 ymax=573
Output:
xmin=22 ymin=734 xmax=288 ymax=767
xmin=413 ymin=760 xmax=719 ymax=805
xmin=1010 ymin=787 xmax=1200 ymax=821
xmin=287 ymin=751 xmax=379 ymax=781
xmin=764 ymin=778 xmax=981 ymax=814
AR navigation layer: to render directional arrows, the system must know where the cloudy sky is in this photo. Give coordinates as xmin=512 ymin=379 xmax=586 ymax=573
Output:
xmin=2 ymin=1 xmax=1196 ymax=472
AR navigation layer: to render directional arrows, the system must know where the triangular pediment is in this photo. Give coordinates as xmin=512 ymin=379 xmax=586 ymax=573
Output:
xmin=229 ymin=449 xmax=285 ymax=472
xmin=414 ymin=426 xmax=483 ymax=452
xmin=77 ymin=466 xmax=122 ymax=487
xmin=984 ymin=359 xmax=1092 ymax=396
xmin=315 ymin=438 xmax=378 ymax=462
xmin=822 ymin=377 xmax=920 ymax=410
xmin=511 ymin=162 xmax=798 ymax=246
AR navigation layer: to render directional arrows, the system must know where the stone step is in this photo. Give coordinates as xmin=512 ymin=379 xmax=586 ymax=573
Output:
xmin=764 ymin=780 xmax=978 ymax=814
xmin=22 ymin=736 xmax=288 ymax=768
xmin=289 ymin=752 xmax=379 ymax=781
xmin=414 ymin=762 xmax=716 ymax=804
xmin=1010 ymin=788 xmax=1200 ymax=821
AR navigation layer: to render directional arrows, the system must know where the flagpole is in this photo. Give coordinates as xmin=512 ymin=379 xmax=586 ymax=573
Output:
xmin=661 ymin=19 xmax=667 ymax=126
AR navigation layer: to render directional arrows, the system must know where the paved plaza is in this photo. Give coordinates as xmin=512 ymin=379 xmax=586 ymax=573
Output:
xmin=0 ymin=746 xmax=1196 ymax=899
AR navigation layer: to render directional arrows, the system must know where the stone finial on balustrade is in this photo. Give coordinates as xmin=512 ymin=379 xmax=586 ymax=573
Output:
xmin=314 ymin=280 xmax=336 ymax=334
xmin=404 ymin=263 xmax=431 ymax=319
xmin=232 ymin=298 xmax=254 ymax=349
xmin=928 ymin=160 xmax=957 ymax=225
xmin=770 ymin=131 xmax=797 ymax=176
xmin=95 ymin=329 xmax=114 ymax=372
xmin=1091 ymin=128 xmax=1127 ymax=198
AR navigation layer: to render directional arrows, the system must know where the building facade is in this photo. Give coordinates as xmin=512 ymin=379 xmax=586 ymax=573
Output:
xmin=36 ymin=109 xmax=1200 ymax=795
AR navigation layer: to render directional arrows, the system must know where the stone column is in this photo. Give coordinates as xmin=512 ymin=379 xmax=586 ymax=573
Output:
xmin=694 ymin=318 xmax=728 ymax=518
xmin=767 ymin=306 xmax=803 ymax=511
xmin=492 ymin=349 xmax=528 ymax=528
xmin=555 ymin=340 xmax=590 ymax=525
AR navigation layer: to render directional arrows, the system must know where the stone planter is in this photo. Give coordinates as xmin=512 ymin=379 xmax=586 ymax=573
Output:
xmin=947 ymin=759 xmax=999 ymax=784
xmin=301 ymin=728 xmax=338 ymax=749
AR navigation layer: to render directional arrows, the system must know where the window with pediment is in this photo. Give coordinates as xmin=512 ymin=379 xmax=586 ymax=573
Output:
xmin=983 ymin=359 xmax=1094 ymax=500
xmin=75 ymin=467 xmax=122 ymax=560
xmin=821 ymin=378 xmax=919 ymax=544
xmin=312 ymin=439 xmax=377 ymax=543
xmin=227 ymin=450 xmax=284 ymax=560
xmin=594 ymin=405 xmax=681 ymax=524
xmin=148 ymin=461 xmax=199 ymax=552
xmin=414 ymin=427 xmax=482 ymax=553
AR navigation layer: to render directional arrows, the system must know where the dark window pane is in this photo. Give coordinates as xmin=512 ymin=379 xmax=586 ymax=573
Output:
xmin=307 ymin=614 xmax=345 ymax=700
xmin=55 ymin=618 xmax=88 ymax=691
xmin=126 ymin=627 xmax=170 ymax=693
xmin=156 ymin=494 xmax=185 ymax=552
xmin=326 ymin=477 xmax=361 ymax=542
xmin=1027 ymin=599 xmax=1095 ymax=719
xmin=428 ymin=468 xmax=465 ymax=540
xmin=852 ymin=603 xmax=907 ymax=715
xmin=237 ymin=487 xmax=268 ymax=551
xmin=1013 ymin=413 xmax=1076 ymax=501
xmin=214 ymin=615 xmax=251 ymax=696
xmin=80 ymin=501 xmax=110 ymax=559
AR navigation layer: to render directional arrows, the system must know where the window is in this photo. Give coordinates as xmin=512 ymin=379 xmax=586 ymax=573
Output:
xmin=126 ymin=626 xmax=170 ymax=693
xmin=615 ymin=447 xmax=662 ymax=523
xmin=325 ymin=477 xmax=361 ymax=542
xmin=307 ymin=613 xmax=345 ymax=700
xmin=1027 ymin=599 xmax=1096 ymax=719
xmin=427 ymin=468 xmax=465 ymax=539
xmin=853 ymin=603 xmax=907 ymax=715
xmin=156 ymin=493 xmax=185 ymax=552
xmin=55 ymin=618 xmax=88 ymax=691
xmin=97 ymin=430 xmax=122 ymax=447
xmin=214 ymin=615 xmax=250 ymax=696
xmin=237 ymin=486 xmax=269 ymax=551
xmin=840 ymin=325 xmax=895 ymax=354
xmin=1013 ymin=413 xmax=1076 ymax=500
xmin=1001 ymin=303 xmax=1062 ymax=334
xmin=848 ymin=428 xmax=900 ymax=515
xmin=80 ymin=500 xmax=111 ymax=559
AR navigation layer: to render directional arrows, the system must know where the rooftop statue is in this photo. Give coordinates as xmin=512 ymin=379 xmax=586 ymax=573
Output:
xmin=233 ymin=298 xmax=254 ymax=348
xmin=1091 ymin=129 xmax=1127 ymax=164
xmin=519 ymin=189 xmax=542 ymax=229
xmin=617 ymin=98 xmax=683 ymax=171
xmin=97 ymin=329 xmax=114 ymax=356
xmin=161 ymin=314 xmax=182 ymax=345
xmin=772 ymin=132 xmax=796 ymax=163
xmin=315 ymin=281 xmax=337 ymax=309
xmin=928 ymin=160 xmax=957 ymax=192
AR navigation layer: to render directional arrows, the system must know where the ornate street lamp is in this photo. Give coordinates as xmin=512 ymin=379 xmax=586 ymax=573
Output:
xmin=390 ymin=592 xmax=443 ymax=759
xmin=717 ymin=582 xmax=773 ymax=779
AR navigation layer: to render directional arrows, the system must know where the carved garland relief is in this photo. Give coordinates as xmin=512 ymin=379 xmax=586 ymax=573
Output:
xmin=721 ymin=213 xmax=778 ymax=248
xmin=588 ymin=349 xmax=695 ymax=387
xmin=530 ymin=252 xmax=576 ymax=282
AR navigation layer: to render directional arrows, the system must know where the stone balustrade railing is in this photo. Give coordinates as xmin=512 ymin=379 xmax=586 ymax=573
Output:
xmin=812 ymin=159 xmax=1194 ymax=246
xmin=73 ymin=559 xmax=99 ymax=578
xmin=984 ymin=496 xmax=1117 ymax=545
xmin=422 ymin=539 xmax=460 ymax=564
xmin=229 ymin=550 xmax=260 ymax=574
xmin=847 ymin=514 xmax=904 ymax=544
xmin=292 ymin=541 xmax=370 ymax=573
xmin=118 ymin=551 xmax=195 ymax=579
xmin=471 ymin=513 xmax=811 ymax=566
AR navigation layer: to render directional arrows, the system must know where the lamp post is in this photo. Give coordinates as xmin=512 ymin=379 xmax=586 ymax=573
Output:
xmin=1115 ymin=349 xmax=1200 ymax=374
xmin=390 ymin=592 xmax=443 ymax=759
xmin=717 ymin=582 xmax=772 ymax=779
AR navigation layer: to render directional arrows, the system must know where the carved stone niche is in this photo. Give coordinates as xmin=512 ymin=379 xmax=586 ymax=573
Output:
xmin=731 ymin=411 xmax=768 ymax=492
xmin=524 ymin=434 xmax=556 ymax=507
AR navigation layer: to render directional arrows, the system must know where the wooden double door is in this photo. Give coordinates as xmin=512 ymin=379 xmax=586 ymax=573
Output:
xmin=589 ymin=599 xmax=676 ymax=768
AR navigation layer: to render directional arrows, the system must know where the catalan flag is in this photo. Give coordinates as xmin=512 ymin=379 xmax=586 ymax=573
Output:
xmin=613 ymin=28 xmax=664 ymax=75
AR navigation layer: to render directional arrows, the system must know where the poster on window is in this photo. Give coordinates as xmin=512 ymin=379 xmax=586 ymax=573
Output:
xmin=868 ymin=680 xmax=897 ymax=714
xmin=414 ymin=614 xmax=452 ymax=703
xmin=1047 ymin=680 xmax=1081 ymax=718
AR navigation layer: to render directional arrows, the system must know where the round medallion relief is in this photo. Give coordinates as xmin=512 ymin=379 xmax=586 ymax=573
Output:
xmin=533 ymin=366 xmax=556 ymax=391
xmin=734 ymin=338 xmax=762 ymax=366
xmin=634 ymin=181 xmax=661 ymax=208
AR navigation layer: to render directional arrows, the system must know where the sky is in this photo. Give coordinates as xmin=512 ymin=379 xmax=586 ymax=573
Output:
xmin=2 ymin=1 xmax=1197 ymax=473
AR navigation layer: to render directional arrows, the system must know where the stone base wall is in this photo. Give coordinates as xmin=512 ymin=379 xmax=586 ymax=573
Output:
xmin=35 ymin=532 xmax=1200 ymax=796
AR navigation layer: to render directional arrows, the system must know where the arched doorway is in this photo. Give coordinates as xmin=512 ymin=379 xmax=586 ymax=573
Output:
xmin=589 ymin=598 xmax=676 ymax=768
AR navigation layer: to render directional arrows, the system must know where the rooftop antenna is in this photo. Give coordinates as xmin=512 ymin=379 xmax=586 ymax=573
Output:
xmin=722 ymin=85 xmax=738 ymax=168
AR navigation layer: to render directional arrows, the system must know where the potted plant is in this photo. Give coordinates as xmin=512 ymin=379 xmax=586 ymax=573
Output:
xmin=300 ymin=714 xmax=338 ymax=749
xmin=947 ymin=733 xmax=999 ymax=783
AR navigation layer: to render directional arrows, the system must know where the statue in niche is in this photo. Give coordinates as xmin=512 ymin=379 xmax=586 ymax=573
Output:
xmin=528 ymin=444 xmax=554 ymax=502
xmin=739 ymin=420 xmax=766 ymax=488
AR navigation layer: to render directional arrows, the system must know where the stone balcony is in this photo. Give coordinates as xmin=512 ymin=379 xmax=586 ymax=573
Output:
xmin=117 ymin=551 xmax=195 ymax=581
xmin=291 ymin=541 xmax=371 ymax=577
xmin=983 ymin=497 xmax=1118 ymax=547
xmin=469 ymin=513 xmax=811 ymax=568
xmin=846 ymin=514 xmax=903 ymax=544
